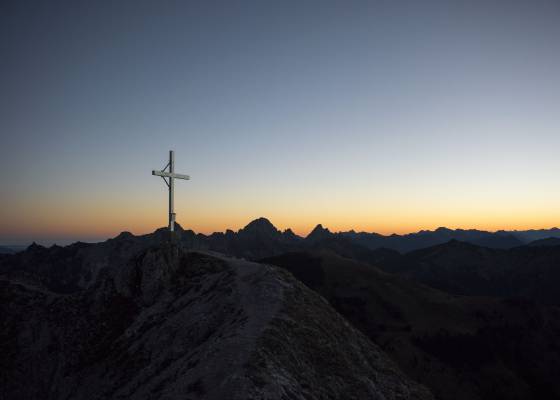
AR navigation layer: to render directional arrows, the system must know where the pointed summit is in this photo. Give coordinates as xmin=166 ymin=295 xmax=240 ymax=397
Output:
xmin=306 ymin=224 xmax=333 ymax=243
xmin=281 ymin=228 xmax=302 ymax=243
xmin=27 ymin=242 xmax=45 ymax=252
xmin=283 ymin=228 xmax=297 ymax=237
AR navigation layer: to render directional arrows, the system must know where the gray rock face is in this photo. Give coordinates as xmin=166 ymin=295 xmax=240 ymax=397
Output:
xmin=0 ymin=243 xmax=432 ymax=400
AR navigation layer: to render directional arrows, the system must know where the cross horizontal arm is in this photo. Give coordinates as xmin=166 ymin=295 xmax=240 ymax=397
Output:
xmin=152 ymin=170 xmax=190 ymax=180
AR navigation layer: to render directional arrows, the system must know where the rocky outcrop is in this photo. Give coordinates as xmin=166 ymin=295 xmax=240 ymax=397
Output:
xmin=0 ymin=243 xmax=432 ymax=400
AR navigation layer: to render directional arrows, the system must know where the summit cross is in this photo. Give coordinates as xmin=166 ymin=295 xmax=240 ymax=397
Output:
xmin=152 ymin=150 xmax=190 ymax=232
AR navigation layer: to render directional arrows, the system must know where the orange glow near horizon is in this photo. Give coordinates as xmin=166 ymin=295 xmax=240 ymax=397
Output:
xmin=5 ymin=205 xmax=560 ymax=244
xmin=3 ymin=185 xmax=560 ymax=244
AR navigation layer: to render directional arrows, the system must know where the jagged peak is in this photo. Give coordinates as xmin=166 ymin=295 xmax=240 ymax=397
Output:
xmin=282 ymin=228 xmax=303 ymax=241
xmin=27 ymin=242 xmax=45 ymax=251
xmin=306 ymin=224 xmax=333 ymax=241
xmin=311 ymin=223 xmax=330 ymax=233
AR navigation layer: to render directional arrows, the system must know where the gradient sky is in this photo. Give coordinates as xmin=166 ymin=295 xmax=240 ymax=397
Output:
xmin=1 ymin=0 xmax=560 ymax=245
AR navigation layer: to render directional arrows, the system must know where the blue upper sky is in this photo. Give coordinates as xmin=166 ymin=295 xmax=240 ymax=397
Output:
xmin=1 ymin=0 xmax=559 ymax=245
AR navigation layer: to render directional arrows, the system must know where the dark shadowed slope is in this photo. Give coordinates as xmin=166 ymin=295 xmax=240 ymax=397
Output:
xmin=262 ymin=250 xmax=560 ymax=400
xmin=377 ymin=240 xmax=560 ymax=305
xmin=0 ymin=243 xmax=432 ymax=400
xmin=527 ymin=237 xmax=560 ymax=247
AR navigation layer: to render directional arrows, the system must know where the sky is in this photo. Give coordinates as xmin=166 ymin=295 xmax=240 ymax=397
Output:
xmin=1 ymin=0 xmax=560 ymax=245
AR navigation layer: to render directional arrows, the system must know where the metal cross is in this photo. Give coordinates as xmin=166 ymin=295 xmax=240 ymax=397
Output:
xmin=152 ymin=150 xmax=190 ymax=232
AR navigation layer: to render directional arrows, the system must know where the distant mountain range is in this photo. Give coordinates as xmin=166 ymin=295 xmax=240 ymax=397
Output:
xmin=5 ymin=218 xmax=560 ymax=304
xmin=4 ymin=217 xmax=560 ymax=255
xmin=0 ymin=245 xmax=27 ymax=254
xmin=159 ymin=217 xmax=560 ymax=256
xmin=219 ymin=218 xmax=560 ymax=253
xmin=176 ymin=218 xmax=560 ymax=254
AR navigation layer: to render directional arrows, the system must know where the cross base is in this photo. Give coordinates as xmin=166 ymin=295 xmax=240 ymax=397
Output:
xmin=162 ymin=229 xmax=182 ymax=243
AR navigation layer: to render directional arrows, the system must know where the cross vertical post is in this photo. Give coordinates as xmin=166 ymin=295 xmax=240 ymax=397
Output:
xmin=152 ymin=150 xmax=190 ymax=233
xmin=169 ymin=150 xmax=175 ymax=231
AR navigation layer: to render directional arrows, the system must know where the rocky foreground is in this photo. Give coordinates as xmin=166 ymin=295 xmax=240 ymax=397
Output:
xmin=0 ymin=242 xmax=432 ymax=400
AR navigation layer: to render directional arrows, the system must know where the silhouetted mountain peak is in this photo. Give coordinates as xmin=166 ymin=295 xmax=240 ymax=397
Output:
xmin=315 ymin=224 xmax=329 ymax=233
xmin=27 ymin=242 xmax=45 ymax=252
xmin=239 ymin=217 xmax=279 ymax=236
xmin=314 ymin=223 xmax=330 ymax=232
xmin=306 ymin=224 xmax=333 ymax=243
xmin=115 ymin=231 xmax=135 ymax=240
xmin=282 ymin=228 xmax=301 ymax=240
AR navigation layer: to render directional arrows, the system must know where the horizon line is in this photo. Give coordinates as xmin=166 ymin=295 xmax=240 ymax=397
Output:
xmin=3 ymin=217 xmax=560 ymax=247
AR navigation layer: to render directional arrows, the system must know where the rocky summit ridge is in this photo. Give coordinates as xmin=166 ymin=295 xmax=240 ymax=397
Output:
xmin=0 ymin=241 xmax=432 ymax=400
